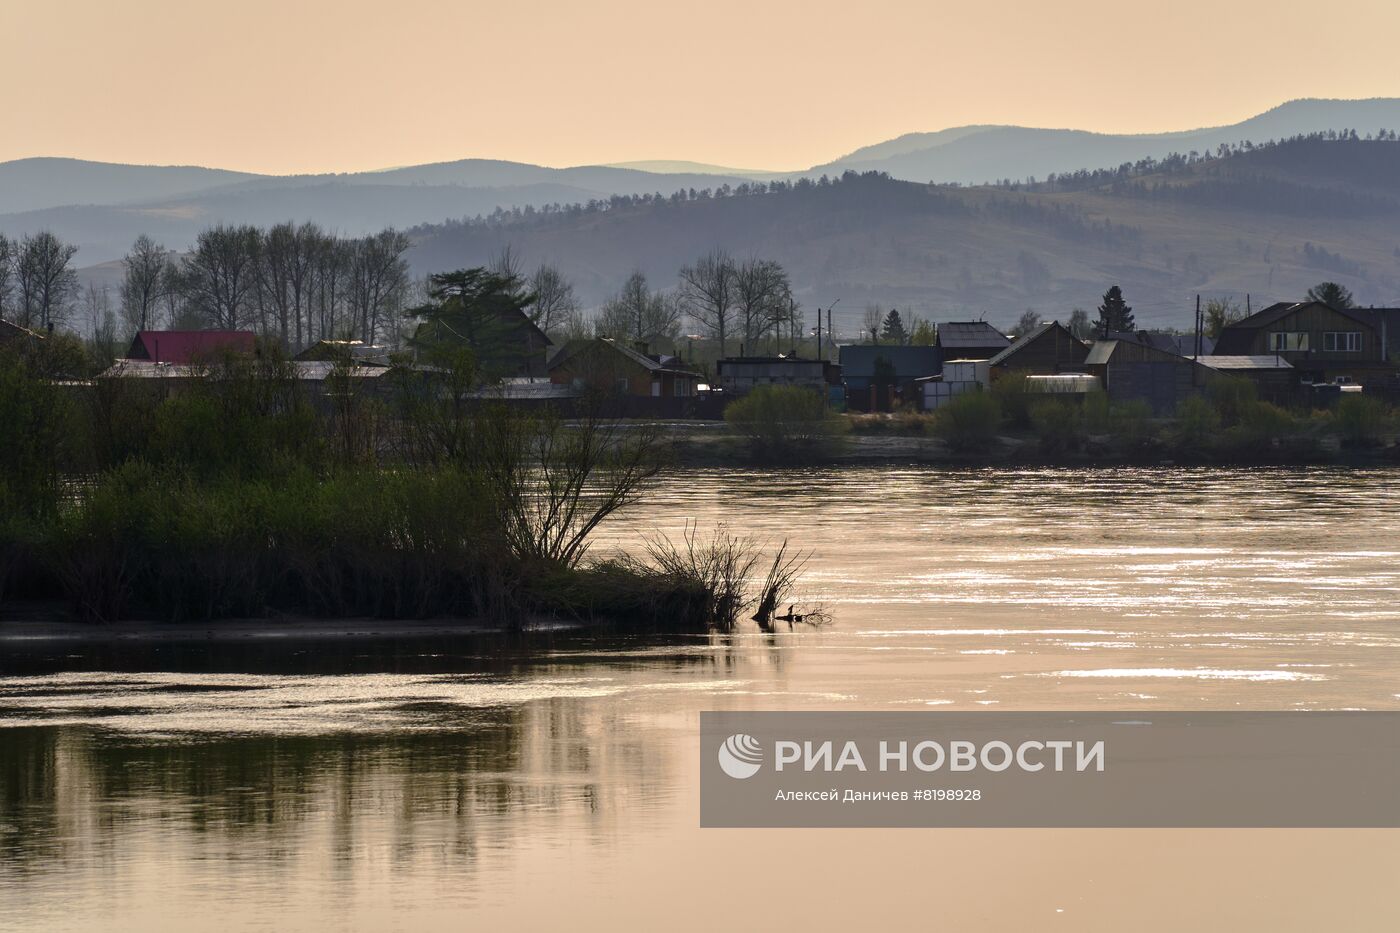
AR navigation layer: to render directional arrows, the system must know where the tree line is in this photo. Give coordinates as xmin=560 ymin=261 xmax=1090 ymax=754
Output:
xmin=0 ymin=225 xmax=417 ymax=351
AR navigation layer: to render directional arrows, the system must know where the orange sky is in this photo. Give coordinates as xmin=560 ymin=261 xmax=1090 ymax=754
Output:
xmin=4 ymin=0 xmax=1399 ymax=174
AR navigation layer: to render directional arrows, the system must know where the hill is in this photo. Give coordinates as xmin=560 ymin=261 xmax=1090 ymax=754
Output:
xmin=404 ymin=137 xmax=1400 ymax=333
xmin=7 ymin=98 xmax=1400 ymax=266
xmin=812 ymin=98 xmax=1400 ymax=185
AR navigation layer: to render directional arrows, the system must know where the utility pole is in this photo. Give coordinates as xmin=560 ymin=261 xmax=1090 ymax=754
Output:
xmin=815 ymin=307 xmax=822 ymax=361
xmin=1195 ymin=294 xmax=1202 ymax=359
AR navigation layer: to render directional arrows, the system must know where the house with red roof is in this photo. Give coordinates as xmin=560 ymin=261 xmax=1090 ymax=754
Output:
xmin=125 ymin=330 xmax=256 ymax=365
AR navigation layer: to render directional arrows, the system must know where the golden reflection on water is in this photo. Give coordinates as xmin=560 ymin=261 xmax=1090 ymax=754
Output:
xmin=2 ymin=467 xmax=1400 ymax=931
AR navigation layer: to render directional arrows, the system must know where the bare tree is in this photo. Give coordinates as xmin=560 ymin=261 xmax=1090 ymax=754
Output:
xmin=16 ymin=232 xmax=79 ymax=330
xmin=120 ymin=234 xmax=168 ymax=333
xmin=259 ymin=222 xmax=298 ymax=347
xmin=1066 ymin=308 xmax=1092 ymax=340
xmin=490 ymin=243 xmax=524 ymax=280
xmin=86 ymin=283 xmax=121 ymax=365
xmin=346 ymin=229 xmax=411 ymax=344
xmin=1014 ymin=308 xmax=1042 ymax=336
xmin=0 ymin=235 xmax=15 ymax=321
xmin=597 ymin=271 xmax=681 ymax=347
xmin=527 ymin=262 xmax=579 ymax=336
xmin=733 ymin=257 xmax=791 ymax=349
xmin=310 ymin=234 xmax=351 ymax=340
xmin=862 ymin=304 xmax=883 ymax=344
xmin=678 ymin=249 xmax=737 ymax=354
xmin=182 ymin=225 xmax=262 ymax=330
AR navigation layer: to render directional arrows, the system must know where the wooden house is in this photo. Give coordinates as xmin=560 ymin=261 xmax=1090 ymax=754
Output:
xmin=1084 ymin=339 xmax=1218 ymax=414
xmin=987 ymin=321 xmax=1089 ymax=376
xmin=1213 ymin=301 xmax=1386 ymax=382
xmin=549 ymin=337 xmax=699 ymax=398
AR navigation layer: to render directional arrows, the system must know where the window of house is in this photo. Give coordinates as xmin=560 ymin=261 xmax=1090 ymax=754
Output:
xmin=615 ymin=377 xmax=629 ymax=392
xmin=1268 ymin=331 xmax=1309 ymax=352
xmin=1323 ymin=332 xmax=1362 ymax=352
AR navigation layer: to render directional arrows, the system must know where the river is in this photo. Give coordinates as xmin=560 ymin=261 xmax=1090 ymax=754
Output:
xmin=2 ymin=466 xmax=1399 ymax=931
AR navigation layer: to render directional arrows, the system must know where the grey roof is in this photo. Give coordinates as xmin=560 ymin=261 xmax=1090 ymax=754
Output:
xmin=987 ymin=320 xmax=1059 ymax=366
xmin=1225 ymin=300 xmax=1379 ymax=332
xmin=1193 ymin=355 xmax=1294 ymax=371
xmin=1082 ymin=341 xmax=1117 ymax=366
xmin=937 ymin=321 xmax=1011 ymax=349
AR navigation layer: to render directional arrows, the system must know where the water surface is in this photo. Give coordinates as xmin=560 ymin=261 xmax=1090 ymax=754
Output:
xmin=3 ymin=467 xmax=1399 ymax=931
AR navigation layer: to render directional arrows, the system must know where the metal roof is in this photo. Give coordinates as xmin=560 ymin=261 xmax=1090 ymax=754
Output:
xmin=1193 ymin=355 xmax=1294 ymax=371
xmin=936 ymin=321 xmax=1011 ymax=349
xmin=1082 ymin=341 xmax=1117 ymax=366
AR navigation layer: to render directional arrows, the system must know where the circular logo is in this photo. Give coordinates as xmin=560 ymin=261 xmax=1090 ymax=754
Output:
xmin=717 ymin=733 xmax=763 ymax=779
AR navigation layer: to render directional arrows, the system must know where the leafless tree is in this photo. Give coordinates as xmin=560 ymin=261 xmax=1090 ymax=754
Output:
xmin=527 ymin=262 xmax=579 ymax=336
xmin=678 ymin=249 xmax=737 ymax=353
xmin=86 ymin=283 xmax=121 ymax=364
xmin=310 ymin=234 xmax=351 ymax=340
xmin=16 ymin=232 xmax=79 ymax=330
xmin=182 ymin=225 xmax=262 ymax=330
xmin=733 ymin=257 xmax=791 ymax=349
xmin=259 ymin=222 xmax=298 ymax=347
xmin=862 ymin=304 xmax=883 ymax=344
xmin=1014 ymin=308 xmax=1042 ymax=336
xmin=490 ymin=243 xmax=524 ymax=281
xmin=346 ymin=229 xmax=411 ymax=344
xmin=0 ymin=235 xmax=15 ymax=321
xmin=597 ymin=271 xmax=681 ymax=347
xmin=120 ymin=234 xmax=168 ymax=333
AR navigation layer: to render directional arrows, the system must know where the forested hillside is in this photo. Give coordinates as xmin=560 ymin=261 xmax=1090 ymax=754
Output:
xmin=406 ymin=136 xmax=1400 ymax=332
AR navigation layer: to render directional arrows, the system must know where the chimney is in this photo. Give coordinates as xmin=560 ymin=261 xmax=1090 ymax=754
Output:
xmin=632 ymin=340 xmax=649 ymax=357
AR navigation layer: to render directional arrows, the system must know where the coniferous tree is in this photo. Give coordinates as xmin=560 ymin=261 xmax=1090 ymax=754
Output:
xmin=1096 ymin=285 xmax=1134 ymax=336
xmin=1306 ymin=281 xmax=1355 ymax=309
xmin=880 ymin=308 xmax=908 ymax=345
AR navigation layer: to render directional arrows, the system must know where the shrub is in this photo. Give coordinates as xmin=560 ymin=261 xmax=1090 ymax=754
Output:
xmin=1111 ymin=399 xmax=1155 ymax=449
xmin=1028 ymin=399 xmax=1085 ymax=456
xmin=1082 ymin=391 xmax=1111 ymax=434
xmin=991 ymin=371 xmax=1032 ymax=427
xmin=1208 ymin=377 xmax=1257 ymax=427
xmin=1333 ymin=395 xmax=1391 ymax=448
xmin=1173 ymin=395 xmax=1220 ymax=452
xmin=932 ymin=390 xmax=1001 ymax=453
xmin=724 ymin=385 xmax=848 ymax=459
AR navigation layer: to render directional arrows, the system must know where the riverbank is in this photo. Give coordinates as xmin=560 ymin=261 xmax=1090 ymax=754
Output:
xmin=0 ymin=612 xmax=556 ymax=644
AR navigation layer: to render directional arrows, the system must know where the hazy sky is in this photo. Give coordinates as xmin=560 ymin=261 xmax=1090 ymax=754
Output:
xmin=5 ymin=0 xmax=1399 ymax=174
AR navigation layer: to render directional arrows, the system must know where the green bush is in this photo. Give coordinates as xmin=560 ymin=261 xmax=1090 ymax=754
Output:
xmin=991 ymin=371 xmax=1032 ymax=427
xmin=932 ymin=390 xmax=1001 ymax=453
xmin=1082 ymin=391 xmax=1111 ymax=434
xmin=1333 ymin=395 xmax=1390 ymax=448
xmin=1208 ymin=377 xmax=1258 ymax=427
xmin=1173 ymin=395 xmax=1220 ymax=452
xmin=1111 ymin=399 xmax=1155 ymax=449
xmin=1028 ymin=399 xmax=1085 ymax=456
xmin=724 ymin=385 xmax=848 ymax=459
